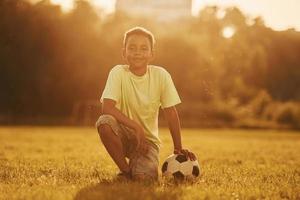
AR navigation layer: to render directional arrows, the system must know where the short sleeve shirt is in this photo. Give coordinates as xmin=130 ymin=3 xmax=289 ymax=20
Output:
xmin=101 ymin=65 xmax=181 ymax=148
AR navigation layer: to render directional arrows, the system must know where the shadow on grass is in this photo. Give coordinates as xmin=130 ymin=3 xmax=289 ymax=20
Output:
xmin=74 ymin=178 xmax=183 ymax=200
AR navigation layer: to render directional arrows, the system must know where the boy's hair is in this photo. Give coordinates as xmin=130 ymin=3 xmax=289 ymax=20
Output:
xmin=123 ymin=27 xmax=155 ymax=50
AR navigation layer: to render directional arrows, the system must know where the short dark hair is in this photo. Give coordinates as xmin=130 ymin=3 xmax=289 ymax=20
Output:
xmin=123 ymin=27 xmax=155 ymax=50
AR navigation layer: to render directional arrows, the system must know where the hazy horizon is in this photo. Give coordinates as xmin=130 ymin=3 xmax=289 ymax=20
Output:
xmin=27 ymin=0 xmax=300 ymax=31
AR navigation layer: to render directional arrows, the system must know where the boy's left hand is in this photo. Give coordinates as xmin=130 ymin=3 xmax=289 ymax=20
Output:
xmin=174 ymin=149 xmax=196 ymax=161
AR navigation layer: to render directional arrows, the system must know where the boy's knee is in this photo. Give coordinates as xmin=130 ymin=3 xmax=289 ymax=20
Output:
xmin=96 ymin=114 xmax=116 ymax=127
xmin=98 ymin=124 xmax=114 ymax=139
xmin=96 ymin=115 xmax=117 ymax=132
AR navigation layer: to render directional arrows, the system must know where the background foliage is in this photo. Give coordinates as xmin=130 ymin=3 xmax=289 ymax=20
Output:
xmin=1 ymin=0 xmax=300 ymax=128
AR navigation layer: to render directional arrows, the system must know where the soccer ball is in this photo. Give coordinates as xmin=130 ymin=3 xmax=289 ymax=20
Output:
xmin=162 ymin=154 xmax=200 ymax=180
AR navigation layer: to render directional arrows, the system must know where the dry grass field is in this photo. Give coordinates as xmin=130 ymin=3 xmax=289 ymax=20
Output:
xmin=0 ymin=127 xmax=299 ymax=200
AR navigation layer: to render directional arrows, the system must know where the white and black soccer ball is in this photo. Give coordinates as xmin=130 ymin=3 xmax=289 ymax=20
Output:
xmin=162 ymin=154 xmax=200 ymax=180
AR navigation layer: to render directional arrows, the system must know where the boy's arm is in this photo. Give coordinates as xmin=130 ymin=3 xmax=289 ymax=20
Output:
xmin=163 ymin=106 xmax=196 ymax=161
xmin=101 ymin=98 xmax=149 ymax=154
xmin=102 ymin=98 xmax=138 ymax=130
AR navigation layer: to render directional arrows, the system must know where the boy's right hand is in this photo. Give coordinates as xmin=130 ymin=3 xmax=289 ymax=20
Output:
xmin=133 ymin=124 xmax=149 ymax=155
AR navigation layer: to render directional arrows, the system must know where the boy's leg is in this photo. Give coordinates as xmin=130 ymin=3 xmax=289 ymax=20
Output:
xmin=129 ymin=142 xmax=159 ymax=182
xmin=96 ymin=115 xmax=130 ymax=174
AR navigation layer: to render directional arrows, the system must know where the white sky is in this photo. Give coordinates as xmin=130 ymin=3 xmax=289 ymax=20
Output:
xmin=192 ymin=0 xmax=300 ymax=31
xmin=32 ymin=0 xmax=300 ymax=31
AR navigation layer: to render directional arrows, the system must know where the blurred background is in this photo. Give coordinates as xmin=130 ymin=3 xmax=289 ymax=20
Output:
xmin=1 ymin=0 xmax=300 ymax=129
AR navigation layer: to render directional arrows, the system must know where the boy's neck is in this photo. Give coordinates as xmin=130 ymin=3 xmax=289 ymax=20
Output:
xmin=128 ymin=65 xmax=148 ymax=76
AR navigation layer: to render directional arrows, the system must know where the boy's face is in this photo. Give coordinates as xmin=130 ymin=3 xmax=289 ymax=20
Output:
xmin=123 ymin=34 xmax=153 ymax=69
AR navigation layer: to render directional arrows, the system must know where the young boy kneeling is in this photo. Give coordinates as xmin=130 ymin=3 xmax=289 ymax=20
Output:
xmin=96 ymin=27 xmax=195 ymax=181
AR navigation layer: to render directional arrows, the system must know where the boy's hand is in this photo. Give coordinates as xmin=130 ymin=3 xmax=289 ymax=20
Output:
xmin=174 ymin=149 xmax=196 ymax=161
xmin=133 ymin=125 xmax=149 ymax=155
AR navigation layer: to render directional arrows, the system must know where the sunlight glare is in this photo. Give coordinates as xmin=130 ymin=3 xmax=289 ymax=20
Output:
xmin=192 ymin=0 xmax=202 ymax=16
xmin=216 ymin=9 xmax=226 ymax=19
xmin=49 ymin=0 xmax=114 ymax=13
xmin=50 ymin=0 xmax=74 ymax=12
xmin=91 ymin=0 xmax=115 ymax=13
xmin=222 ymin=26 xmax=235 ymax=38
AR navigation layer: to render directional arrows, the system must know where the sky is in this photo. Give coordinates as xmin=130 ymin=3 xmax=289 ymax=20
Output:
xmin=192 ymin=0 xmax=300 ymax=31
xmin=40 ymin=0 xmax=300 ymax=31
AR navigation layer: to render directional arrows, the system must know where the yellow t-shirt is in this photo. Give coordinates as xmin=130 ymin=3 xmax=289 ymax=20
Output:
xmin=100 ymin=65 xmax=181 ymax=148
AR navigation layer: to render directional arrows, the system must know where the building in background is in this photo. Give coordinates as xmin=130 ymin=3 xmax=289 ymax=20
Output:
xmin=115 ymin=0 xmax=192 ymax=21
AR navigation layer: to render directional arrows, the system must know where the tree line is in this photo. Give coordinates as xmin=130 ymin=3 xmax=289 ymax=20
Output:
xmin=1 ymin=0 xmax=300 ymax=128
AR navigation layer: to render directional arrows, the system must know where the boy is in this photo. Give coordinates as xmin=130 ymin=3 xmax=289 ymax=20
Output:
xmin=96 ymin=27 xmax=196 ymax=181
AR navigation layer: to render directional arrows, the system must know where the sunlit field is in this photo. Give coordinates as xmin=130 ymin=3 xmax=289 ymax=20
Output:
xmin=0 ymin=127 xmax=299 ymax=199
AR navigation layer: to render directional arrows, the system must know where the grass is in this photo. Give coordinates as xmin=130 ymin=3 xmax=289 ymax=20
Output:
xmin=0 ymin=126 xmax=299 ymax=199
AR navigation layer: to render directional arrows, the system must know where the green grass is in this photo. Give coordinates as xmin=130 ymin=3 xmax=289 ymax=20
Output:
xmin=0 ymin=127 xmax=299 ymax=200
